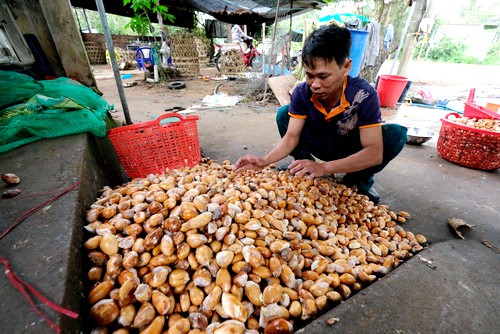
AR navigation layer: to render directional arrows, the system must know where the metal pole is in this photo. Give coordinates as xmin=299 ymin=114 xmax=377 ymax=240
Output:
xmin=288 ymin=0 xmax=292 ymax=70
xmin=83 ymin=8 xmax=93 ymax=32
xmin=390 ymin=2 xmax=415 ymax=74
xmin=262 ymin=22 xmax=266 ymax=76
xmin=95 ymin=0 xmax=132 ymax=125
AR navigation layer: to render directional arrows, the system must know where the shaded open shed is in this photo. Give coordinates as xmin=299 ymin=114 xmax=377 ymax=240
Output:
xmin=1 ymin=0 xmax=325 ymax=90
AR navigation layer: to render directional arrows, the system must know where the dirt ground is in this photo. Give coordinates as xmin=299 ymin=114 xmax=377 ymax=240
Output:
xmin=94 ymin=65 xmax=288 ymax=165
xmin=93 ymin=61 xmax=500 ymax=165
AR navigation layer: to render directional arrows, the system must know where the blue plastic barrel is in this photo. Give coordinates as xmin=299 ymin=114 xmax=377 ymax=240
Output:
xmin=397 ymin=80 xmax=413 ymax=103
xmin=348 ymin=29 xmax=369 ymax=77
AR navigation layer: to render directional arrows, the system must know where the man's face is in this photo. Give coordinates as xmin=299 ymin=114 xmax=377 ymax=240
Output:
xmin=305 ymin=58 xmax=352 ymax=102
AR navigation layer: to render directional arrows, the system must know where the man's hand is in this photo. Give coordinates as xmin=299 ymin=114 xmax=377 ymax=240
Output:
xmin=234 ymin=155 xmax=267 ymax=172
xmin=289 ymin=160 xmax=330 ymax=179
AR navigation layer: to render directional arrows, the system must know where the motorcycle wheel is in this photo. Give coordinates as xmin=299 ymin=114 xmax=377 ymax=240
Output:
xmin=250 ymin=54 xmax=263 ymax=72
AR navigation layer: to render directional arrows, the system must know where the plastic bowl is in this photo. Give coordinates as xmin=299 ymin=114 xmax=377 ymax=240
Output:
xmin=406 ymin=127 xmax=435 ymax=145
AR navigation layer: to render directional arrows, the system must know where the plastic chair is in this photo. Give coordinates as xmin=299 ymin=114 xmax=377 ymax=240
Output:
xmin=136 ymin=47 xmax=155 ymax=71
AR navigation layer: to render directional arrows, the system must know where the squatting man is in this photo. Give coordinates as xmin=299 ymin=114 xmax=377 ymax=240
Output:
xmin=234 ymin=24 xmax=407 ymax=204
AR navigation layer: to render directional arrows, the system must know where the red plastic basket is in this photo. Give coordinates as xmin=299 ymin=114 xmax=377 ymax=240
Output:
xmin=437 ymin=113 xmax=500 ymax=171
xmin=463 ymin=88 xmax=500 ymax=119
xmin=107 ymin=113 xmax=200 ymax=179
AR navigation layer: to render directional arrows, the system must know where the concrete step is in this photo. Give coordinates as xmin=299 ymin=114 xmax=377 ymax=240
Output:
xmin=0 ymin=134 xmax=127 ymax=333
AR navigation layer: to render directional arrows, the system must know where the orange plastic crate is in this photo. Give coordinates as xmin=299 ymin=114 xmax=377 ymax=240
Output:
xmin=107 ymin=113 xmax=200 ymax=179
xmin=437 ymin=113 xmax=500 ymax=171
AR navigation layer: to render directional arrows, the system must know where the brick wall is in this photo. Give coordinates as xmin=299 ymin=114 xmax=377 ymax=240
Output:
xmin=81 ymin=33 xmax=161 ymax=49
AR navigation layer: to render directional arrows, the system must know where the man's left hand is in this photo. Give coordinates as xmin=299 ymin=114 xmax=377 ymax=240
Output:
xmin=289 ymin=160 xmax=330 ymax=179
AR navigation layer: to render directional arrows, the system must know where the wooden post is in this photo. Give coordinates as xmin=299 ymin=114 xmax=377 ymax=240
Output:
xmin=262 ymin=0 xmax=281 ymax=102
xmin=155 ymin=0 xmax=168 ymax=43
xmin=396 ymin=0 xmax=426 ymax=76
xmin=83 ymin=8 xmax=93 ymax=32
xmin=227 ymin=23 xmax=233 ymax=42
xmin=39 ymin=0 xmax=97 ymax=86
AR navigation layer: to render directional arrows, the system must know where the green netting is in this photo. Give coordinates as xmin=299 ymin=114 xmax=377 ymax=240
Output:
xmin=0 ymin=71 xmax=42 ymax=108
xmin=0 ymin=70 xmax=113 ymax=154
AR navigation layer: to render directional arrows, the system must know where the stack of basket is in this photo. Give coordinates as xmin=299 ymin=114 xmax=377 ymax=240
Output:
xmin=84 ymin=42 xmax=106 ymax=65
xmin=194 ymin=38 xmax=209 ymax=68
xmin=170 ymin=32 xmax=200 ymax=76
xmin=219 ymin=43 xmax=245 ymax=74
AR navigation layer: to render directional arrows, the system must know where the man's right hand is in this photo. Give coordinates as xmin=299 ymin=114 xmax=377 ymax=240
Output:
xmin=234 ymin=155 xmax=267 ymax=172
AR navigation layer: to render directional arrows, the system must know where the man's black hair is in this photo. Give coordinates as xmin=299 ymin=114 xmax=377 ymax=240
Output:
xmin=302 ymin=24 xmax=352 ymax=69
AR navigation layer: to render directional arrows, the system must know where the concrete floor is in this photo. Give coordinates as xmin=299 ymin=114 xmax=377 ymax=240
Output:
xmin=299 ymin=143 xmax=500 ymax=333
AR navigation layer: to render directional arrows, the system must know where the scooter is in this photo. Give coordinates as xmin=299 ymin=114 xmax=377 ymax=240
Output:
xmin=209 ymin=43 xmax=222 ymax=66
xmin=275 ymin=50 xmax=301 ymax=72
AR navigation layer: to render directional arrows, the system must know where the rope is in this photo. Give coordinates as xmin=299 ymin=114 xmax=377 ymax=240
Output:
xmin=0 ymin=180 xmax=82 ymax=332
xmin=0 ymin=180 xmax=81 ymax=240
xmin=1 ymin=257 xmax=79 ymax=333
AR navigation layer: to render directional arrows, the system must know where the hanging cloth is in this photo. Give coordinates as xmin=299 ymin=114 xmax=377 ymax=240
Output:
xmin=361 ymin=22 xmax=381 ymax=68
xmin=384 ymin=24 xmax=394 ymax=50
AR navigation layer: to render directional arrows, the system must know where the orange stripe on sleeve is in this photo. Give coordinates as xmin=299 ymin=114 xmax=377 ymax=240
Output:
xmin=289 ymin=112 xmax=307 ymax=119
xmin=359 ymin=123 xmax=383 ymax=129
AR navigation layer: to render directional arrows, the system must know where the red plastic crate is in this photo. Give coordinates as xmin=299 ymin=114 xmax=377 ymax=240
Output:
xmin=464 ymin=102 xmax=500 ymax=120
xmin=437 ymin=113 xmax=500 ymax=171
xmin=107 ymin=113 xmax=200 ymax=179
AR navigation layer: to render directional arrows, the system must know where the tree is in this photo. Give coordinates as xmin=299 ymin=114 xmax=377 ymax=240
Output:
xmin=123 ymin=0 xmax=174 ymax=37
xmin=319 ymin=0 xmax=414 ymax=82
xmin=396 ymin=0 xmax=426 ymax=76
xmin=358 ymin=0 xmax=411 ymax=82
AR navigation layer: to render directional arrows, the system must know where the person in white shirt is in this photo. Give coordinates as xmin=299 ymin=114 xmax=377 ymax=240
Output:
xmin=231 ymin=24 xmax=252 ymax=53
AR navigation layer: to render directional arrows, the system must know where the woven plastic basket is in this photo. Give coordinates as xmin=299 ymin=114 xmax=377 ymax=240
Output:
xmin=107 ymin=113 xmax=200 ymax=179
xmin=437 ymin=113 xmax=500 ymax=171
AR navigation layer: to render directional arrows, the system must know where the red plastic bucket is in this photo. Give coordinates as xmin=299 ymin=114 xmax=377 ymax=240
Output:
xmin=377 ymin=75 xmax=409 ymax=108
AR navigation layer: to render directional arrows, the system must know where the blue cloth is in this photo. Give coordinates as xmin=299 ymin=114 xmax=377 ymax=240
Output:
xmin=384 ymin=24 xmax=394 ymax=50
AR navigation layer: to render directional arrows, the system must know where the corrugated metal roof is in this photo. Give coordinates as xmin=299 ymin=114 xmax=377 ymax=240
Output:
xmin=71 ymin=0 xmax=325 ymax=26
xmin=186 ymin=0 xmax=325 ymax=24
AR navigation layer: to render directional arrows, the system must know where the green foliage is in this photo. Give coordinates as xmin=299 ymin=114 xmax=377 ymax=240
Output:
xmin=482 ymin=41 xmax=500 ymax=65
xmin=74 ymin=8 xmax=136 ymax=35
xmin=426 ymin=37 xmax=474 ymax=63
xmin=123 ymin=0 xmax=174 ymax=36
xmin=425 ymin=36 xmax=500 ymax=65
xmin=427 ymin=37 xmax=463 ymax=62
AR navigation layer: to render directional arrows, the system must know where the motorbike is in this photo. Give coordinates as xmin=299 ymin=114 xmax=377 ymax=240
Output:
xmin=215 ymin=38 xmax=262 ymax=72
xmin=275 ymin=50 xmax=301 ymax=72
xmin=209 ymin=43 xmax=222 ymax=66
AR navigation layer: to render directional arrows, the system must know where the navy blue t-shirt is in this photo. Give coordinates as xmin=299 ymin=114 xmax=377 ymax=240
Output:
xmin=288 ymin=76 xmax=382 ymax=160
